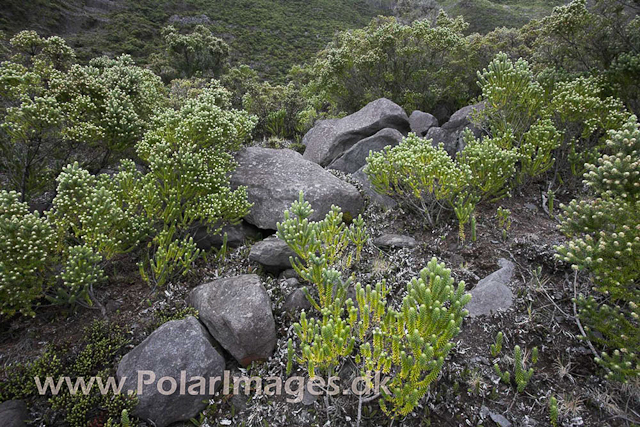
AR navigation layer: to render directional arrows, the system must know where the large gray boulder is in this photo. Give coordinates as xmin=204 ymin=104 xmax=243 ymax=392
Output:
xmin=231 ymin=147 xmax=364 ymax=230
xmin=327 ymin=128 xmax=403 ymax=174
xmin=466 ymin=259 xmax=515 ymax=317
xmin=116 ymin=316 xmax=225 ymax=427
xmin=442 ymin=103 xmax=484 ymax=131
xmin=192 ymin=221 xmax=261 ymax=250
xmin=352 ymin=166 xmax=397 ymax=209
xmin=426 ymin=103 xmax=484 ymax=156
xmin=189 ymin=274 xmax=276 ymax=367
xmin=409 ymin=111 xmax=439 ymax=137
xmin=249 ymin=236 xmax=296 ymax=272
xmin=302 ymin=98 xmax=410 ymax=166
xmin=0 ymin=400 xmax=29 ymax=427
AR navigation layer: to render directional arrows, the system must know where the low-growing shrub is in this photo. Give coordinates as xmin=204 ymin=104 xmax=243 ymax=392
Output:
xmin=288 ymin=256 xmax=471 ymax=417
xmin=365 ymin=133 xmax=477 ymax=240
xmin=0 ymin=321 xmax=137 ymax=427
xmin=280 ymin=198 xmax=471 ymax=417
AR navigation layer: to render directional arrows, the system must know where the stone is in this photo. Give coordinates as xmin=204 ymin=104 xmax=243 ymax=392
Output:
xmin=189 ymin=274 xmax=276 ymax=367
xmin=426 ymin=102 xmax=484 ymax=156
xmin=249 ymin=236 xmax=297 ymax=272
xmin=0 ymin=400 xmax=29 ymax=427
xmin=191 ymin=221 xmax=261 ymax=250
xmin=302 ymin=98 xmax=409 ymax=166
xmin=279 ymin=268 xmax=299 ymax=280
xmin=352 ymin=166 xmax=398 ymax=209
xmin=442 ymin=103 xmax=484 ymax=131
xmin=231 ymin=147 xmax=364 ymax=230
xmin=480 ymin=406 xmax=512 ymax=427
xmin=409 ymin=110 xmax=439 ymax=136
xmin=327 ymin=128 xmax=403 ymax=174
xmin=116 ymin=316 xmax=225 ymax=427
xmin=373 ymin=234 xmax=418 ymax=249
xmin=282 ymin=288 xmax=311 ymax=316
xmin=466 ymin=259 xmax=515 ymax=317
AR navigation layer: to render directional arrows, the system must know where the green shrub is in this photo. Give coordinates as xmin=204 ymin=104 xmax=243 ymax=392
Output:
xmin=49 ymin=162 xmax=150 ymax=260
xmin=132 ymin=87 xmax=255 ymax=286
xmin=0 ymin=321 xmax=137 ymax=427
xmin=555 ymin=116 xmax=640 ymax=382
xmin=475 ymin=52 xmax=628 ymax=183
xmin=48 ymin=244 xmax=106 ymax=307
xmin=157 ymin=25 xmax=229 ymax=79
xmin=458 ymin=130 xmax=519 ymax=200
xmin=280 ymin=198 xmax=470 ymax=417
xmin=289 ymin=256 xmax=471 ymax=418
xmin=276 ymin=192 xmax=367 ymax=309
xmin=0 ymin=191 xmax=56 ymax=316
xmin=242 ymin=81 xmax=308 ymax=139
xmin=365 ymin=134 xmax=477 ymax=239
xmin=0 ymin=32 xmax=165 ymax=202
xmin=303 ymin=13 xmax=477 ymax=114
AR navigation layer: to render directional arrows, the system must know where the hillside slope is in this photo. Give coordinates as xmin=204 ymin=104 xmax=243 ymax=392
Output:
xmin=0 ymin=0 xmax=389 ymax=80
xmin=0 ymin=0 xmax=566 ymax=79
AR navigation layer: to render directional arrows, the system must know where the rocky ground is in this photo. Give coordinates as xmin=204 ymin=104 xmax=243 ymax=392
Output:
xmin=1 ymin=99 xmax=638 ymax=427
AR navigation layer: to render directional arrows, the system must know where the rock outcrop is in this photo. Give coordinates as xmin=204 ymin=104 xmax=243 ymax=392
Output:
xmin=189 ymin=275 xmax=277 ymax=367
xmin=116 ymin=317 xmax=225 ymax=427
xmin=0 ymin=400 xmax=29 ymax=427
xmin=373 ymin=234 xmax=418 ymax=249
xmin=231 ymin=147 xmax=363 ymax=230
xmin=302 ymin=98 xmax=409 ymax=167
xmin=409 ymin=110 xmax=439 ymax=137
xmin=327 ymin=128 xmax=403 ymax=174
xmin=426 ymin=102 xmax=484 ymax=156
xmin=466 ymin=258 xmax=515 ymax=317
xmin=249 ymin=236 xmax=297 ymax=272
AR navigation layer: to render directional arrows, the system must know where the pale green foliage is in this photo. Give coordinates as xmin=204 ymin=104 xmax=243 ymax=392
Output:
xmin=50 ymin=244 xmax=105 ymax=307
xmin=477 ymin=53 xmax=545 ymax=138
xmin=366 ymin=133 xmax=476 ymax=239
xmin=49 ymin=162 xmax=149 ymax=260
xmin=241 ymin=81 xmax=307 ymax=139
xmin=458 ymin=130 xmax=519 ymax=200
xmin=490 ymin=331 xmax=503 ymax=357
xmin=159 ymin=25 xmax=230 ymax=79
xmin=277 ymin=192 xmax=367 ymax=309
xmin=50 ymin=54 xmax=165 ymax=167
xmin=555 ymin=116 xmax=640 ymax=382
xmin=527 ymin=0 xmax=640 ymax=112
xmin=0 ymin=32 xmax=165 ymax=201
xmin=0 ymin=191 xmax=56 ymax=316
xmin=133 ymin=87 xmax=255 ymax=286
xmin=305 ymin=12 xmax=474 ymax=113
xmin=549 ymin=395 xmax=559 ymax=427
xmin=476 ymin=52 xmax=628 ymax=182
xmin=9 ymin=30 xmax=75 ymax=71
xmin=289 ymin=255 xmax=471 ymax=417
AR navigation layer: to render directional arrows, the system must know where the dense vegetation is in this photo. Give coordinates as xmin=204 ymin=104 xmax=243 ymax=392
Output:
xmin=0 ymin=0 xmax=639 ymax=425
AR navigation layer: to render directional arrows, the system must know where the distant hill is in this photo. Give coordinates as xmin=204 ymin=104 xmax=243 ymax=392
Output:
xmin=0 ymin=0 xmax=389 ymax=80
xmin=0 ymin=0 xmax=565 ymax=80
xmin=439 ymin=0 xmax=567 ymax=33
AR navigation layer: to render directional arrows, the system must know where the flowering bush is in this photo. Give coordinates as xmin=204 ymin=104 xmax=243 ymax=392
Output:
xmin=366 ymin=134 xmax=477 ymax=240
xmin=133 ymin=87 xmax=256 ymax=286
xmin=555 ymin=116 xmax=640 ymax=382
xmin=0 ymin=191 xmax=56 ymax=316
